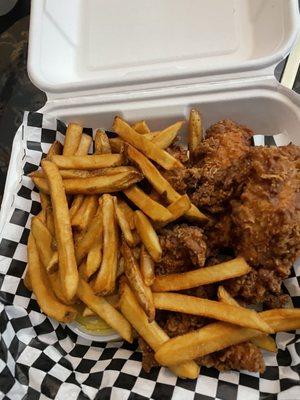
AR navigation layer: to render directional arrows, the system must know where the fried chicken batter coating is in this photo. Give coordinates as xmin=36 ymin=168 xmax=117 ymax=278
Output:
xmin=155 ymin=224 xmax=207 ymax=276
xmin=190 ymin=120 xmax=253 ymax=213
xmin=231 ymin=146 xmax=300 ymax=276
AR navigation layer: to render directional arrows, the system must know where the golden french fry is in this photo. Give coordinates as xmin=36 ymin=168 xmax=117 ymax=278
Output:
xmin=95 ymin=129 xmax=111 ymax=154
xmin=140 ymin=245 xmax=155 ymax=286
xmin=47 ymin=251 xmax=59 ymax=273
xmin=77 ymin=278 xmax=132 ymax=342
xmin=109 ymin=138 xmax=124 ymax=153
xmin=144 ymin=121 xmax=184 ymax=148
xmin=93 ymin=195 xmax=118 ymax=295
xmin=113 ymin=116 xmax=183 ymax=170
xmin=126 ymin=145 xmax=208 ymax=222
xmin=32 ymin=166 xmax=138 ymax=179
xmin=63 ymin=123 xmax=83 ymax=156
xmin=28 ymin=233 xmax=77 ymax=322
xmin=119 ymin=282 xmax=199 ymax=379
xmin=79 ymin=242 xmax=102 ymax=281
xmin=131 ymin=120 xmax=150 ymax=134
xmin=155 ymin=321 xmax=264 ymax=366
xmin=47 ymin=271 xmax=76 ymax=305
xmin=31 ymin=217 xmax=58 ymax=273
xmin=152 ymin=257 xmax=251 ymax=292
xmin=83 ymin=294 xmax=119 ymax=316
xmin=117 ymin=199 xmax=135 ymax=230
xmin=75 ymin=134 xmax=92 ymax=156
xmin=46 ymin=140 xmax=63 ymax=159
xmin=155 ymin=194 xmax=191 ymax=228
xmin=217 ymin=286 xmax=277 ymax=352
xmin=69 ymin=195 xmax=85 ymax=219
xmin=124 ymin=185 xmax=173 ymax=222
xmin=153 ymin=292 xmax=272 ymax=333
xmin=117 ymin=257 xmax=125 ymax=277
xmin=122 ymin=241 xmax=155 ymax=321
xmin=188 ymin=109 xmax=202 ymax=161
xmin=39 ymin=192 xmax=56 ymax=237
xmin=41 ymin=160 xmax=78 ymax=300
xmin=134 ymin=211 xmax=162 ymax=262
xmin=75 ymin=205 xmax=103 ymax=264
xmin=251 ymin=336 xmax=277 ymax=352
xmin=260 ymin=309 xmax=300 ymax=332
xmin=50 ymin=154 xmax=123 ymax=170
xmin=24 ymin=268 xmax=32 ymax=291
xmin=32 ymin=170 xmax=143 ymax=195
xmin=71 ymin=195 xmax=98 ymax=231
xmin=114 ymin=198 xmax=135 ymax=246
xmin=155 ymin=308 xmax=300 ymax=366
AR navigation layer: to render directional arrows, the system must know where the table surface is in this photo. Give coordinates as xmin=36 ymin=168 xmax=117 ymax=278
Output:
xmin=0 ymin=1 xmax=299 ymax=205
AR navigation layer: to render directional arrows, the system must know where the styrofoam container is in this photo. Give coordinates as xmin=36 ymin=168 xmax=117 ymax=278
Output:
xmin=3 ymin=0 xmax=300 ymax=342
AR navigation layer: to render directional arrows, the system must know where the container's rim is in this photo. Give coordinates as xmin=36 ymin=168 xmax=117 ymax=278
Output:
xmin=28 ymin=0 xmax=300 ymax=96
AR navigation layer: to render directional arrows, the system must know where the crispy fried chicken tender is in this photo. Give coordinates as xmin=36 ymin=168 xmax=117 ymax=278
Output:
xmin=190 ymin=120 xmax=253 ymax=213
xmin=155 ymin=224 xmax=207 ymax=276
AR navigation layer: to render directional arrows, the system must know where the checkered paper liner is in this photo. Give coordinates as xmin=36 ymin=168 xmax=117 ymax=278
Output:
xmin=0 ymin=112 xmax=299 ymax=400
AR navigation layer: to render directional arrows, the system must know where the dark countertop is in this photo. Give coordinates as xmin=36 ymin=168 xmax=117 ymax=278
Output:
xmin=0 ymin=1 xmax=299 ymax=205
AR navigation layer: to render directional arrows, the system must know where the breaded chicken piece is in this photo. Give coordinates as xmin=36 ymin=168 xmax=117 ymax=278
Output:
xmin=155 ymin=224 xmax=207 ymax=276
xmin=231 ymin=146 xmax=300 ymax=276
xmin=190 ymin=120 xmax=253 ymax=213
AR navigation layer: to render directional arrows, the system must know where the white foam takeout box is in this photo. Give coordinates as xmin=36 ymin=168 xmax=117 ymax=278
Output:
xmin=1 ymin=0 xmax=300 ymax=341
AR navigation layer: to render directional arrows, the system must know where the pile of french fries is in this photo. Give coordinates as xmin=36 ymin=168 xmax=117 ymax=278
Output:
xmin=25 ymin=113 xmax=300 ymax=379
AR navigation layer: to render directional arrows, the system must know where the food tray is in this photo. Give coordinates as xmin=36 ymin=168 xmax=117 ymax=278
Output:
xmin=0 ymin=111 xmax=299 ymax=399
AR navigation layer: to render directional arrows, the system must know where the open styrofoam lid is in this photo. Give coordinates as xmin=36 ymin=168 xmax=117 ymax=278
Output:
xmin=28 ymin=0 xmax=299 ymax=97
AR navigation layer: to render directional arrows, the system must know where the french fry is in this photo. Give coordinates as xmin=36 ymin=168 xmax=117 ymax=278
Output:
xmin=155 ymin=308 xmax=300 ymax=366
xmin=82 ymin=294 xmax=120 ymax=316
xmin=32 ymin=170 xmax=143 ymax=195
xmin=24 ymin=268 xmax=32 ymax=291
xmin=50 ymin=154 xmax=123 ymax=170
xmin=69 ymin=195 xmax=85 ymax=219
xmin=155 ymin=194 xmax=191 ymax=228
xmin=121 ymin=241 xmax=155 ymax=321
xmin=48 ymin=272 xmax=76 ymax=305
xmin=144 ymin=121 xmax=184 ymax=148
xmin=95 ymin=129 xmax=111 ymax=154
xmin=75 ymin=205 xmax=103 ymax=264
xmin=260 ymin=309 xmax=300 ymax=332
xmin=153 ymin=292 xmax=272 ymax=333
xmin=251 ymin=336 xmax=277 ymax=352
xmin=46 ymin=140 xmax=63 ymax=159
xmin=93 ymin=195 xmax=119 ymax=295
xmin=63 ymin=123 xmax=83 ymax=156
xmin=119 ymin=282 xmax=200 ymax=379
xmin=217 ymin=286 xmax=277 ymax=352
xmin=188 ymin=109 xmax=202 ymax=161
xmin=41 ymin=160 xmax=78 ymax=300
xmin=155 ymin=321 xmax=264 ymax=366
xmin=28 ymin=233 xmax=76 ymax=322
xmin=218 ymin=286 xmax=299 ymax=346
xmin=152 ymin=257 xmax=251 ymax=292
xmin=131 ymin=120 xmax=151 ymax=134
xmin=126 ymin=145 xmax=208 ymax=222
xmin=124 ymin=185 xmax=173 ymax=222
xmin=75 ymin=134 xmax=92 ymax=156
xmin=118 ymin=256 xmax=125 ymax=277
xmin=134 ymin=211 xmax=162 ymax=262
xmin=39 ymin=192 xmax=56 ymax=237
xmin=32 ymin=166 xmax=138 ymax=179
xmin=140 ymin=245 xmax=155 ymax=286
xmin=113 ymin=116 xmax=183 ymax=170
xmin=79 ymin=241 xmax=102 ymax=281
xmin=77 ymin=278 xmax=132 ymax=342
xmin=114 ymin=198 xmax=135 ymax=246
xmin=109 ymin=138 xmax=124 ymax=153
xmin=71 ymin=195 xmax=98 ymax=231
xmin=117 ymin=199 xmax=135 ymax=229
xmin=31 ymin=217 xmax=58 ymax=273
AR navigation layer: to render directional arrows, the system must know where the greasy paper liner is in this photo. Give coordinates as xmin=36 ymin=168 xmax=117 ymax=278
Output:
xmin=0 ymin=112 xmax=299 ymax=400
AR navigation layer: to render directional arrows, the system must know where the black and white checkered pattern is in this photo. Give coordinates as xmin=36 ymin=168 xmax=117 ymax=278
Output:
xmin=0 ymin=112 xmax=299 ymax=400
